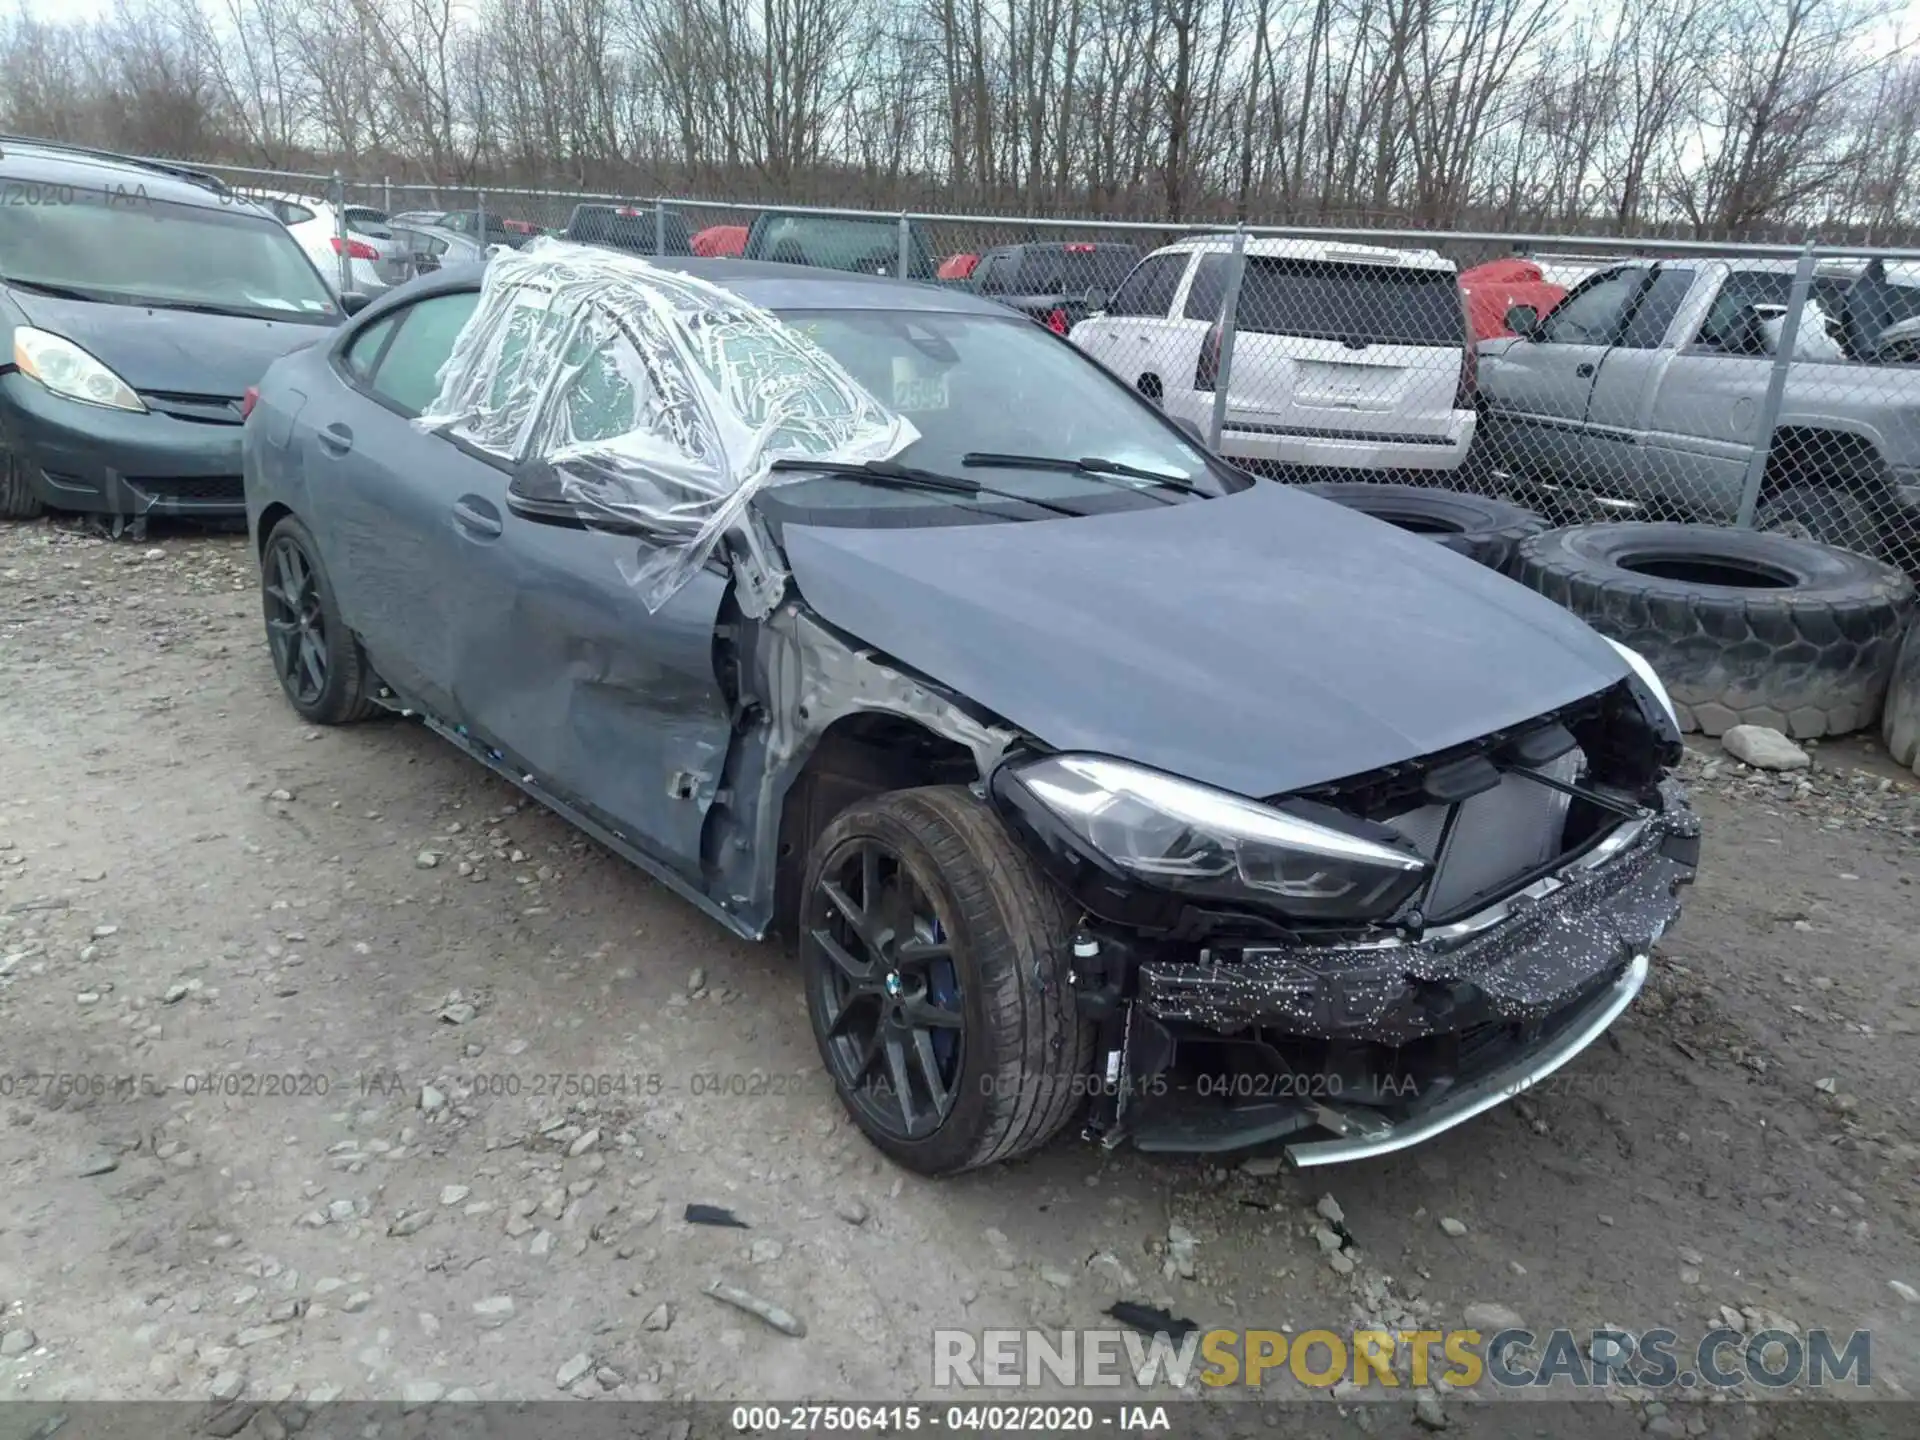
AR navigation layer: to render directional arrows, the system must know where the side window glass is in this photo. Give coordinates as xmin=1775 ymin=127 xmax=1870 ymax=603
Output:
xmin=563 ymin=326 xmax=640 ymax=443
xmin=1541 ymin=269 xmax=1644 ymax=345
xmin=1109 ymin=254 xmax=1184 ymax=317
xmin=342 ymin=314 xmax=401 ymax=380
xmin=1182 ymin=254 xmax=1231 ymax=320
xmin=366 ymin=292 xmax=482 ymax=416
xmin=1134 ymin=254 xmax=1186 ymax=316
xmin=1619 ymin=269 xmax=1695 ymax=349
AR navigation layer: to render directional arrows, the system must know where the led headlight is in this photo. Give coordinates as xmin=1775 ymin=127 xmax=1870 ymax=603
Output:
xmin=998 ymin=754 xmax=1428 ymax=920
xmin=1604 ymin=638 xmax=1680 ymax=733
xmin=12 ymin=327 xmax=146 ymax=412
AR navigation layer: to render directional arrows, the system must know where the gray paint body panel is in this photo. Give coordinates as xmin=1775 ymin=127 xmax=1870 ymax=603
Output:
xmin=780 ymin=481 xmax=1629 ymax=798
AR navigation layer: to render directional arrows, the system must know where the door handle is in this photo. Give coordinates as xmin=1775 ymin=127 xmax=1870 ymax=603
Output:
xmin=316 ymin=422 xmax=353 ymax=456
xmin=451 ymin=495 xmax=503 ymax=541
xmin=1575 ymin=362 xmax=1596 ymax=378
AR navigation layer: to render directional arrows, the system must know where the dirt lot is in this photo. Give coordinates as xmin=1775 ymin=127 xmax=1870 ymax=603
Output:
xmin=1 ymin=518 xmax=1917 ymax=1432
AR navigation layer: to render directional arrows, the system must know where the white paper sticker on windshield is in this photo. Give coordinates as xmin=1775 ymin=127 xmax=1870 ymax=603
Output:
xmin=891 ymin=356 xmax=950 ymax=410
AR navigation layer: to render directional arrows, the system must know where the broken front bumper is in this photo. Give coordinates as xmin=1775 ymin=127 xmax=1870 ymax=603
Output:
xmin=1110 ymin=785 xmax=1698 ymax=1163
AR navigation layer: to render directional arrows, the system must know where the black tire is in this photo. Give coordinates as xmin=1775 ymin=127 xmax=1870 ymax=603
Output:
xmin=1756 ymin=486 xmax=1882 ymax=559
xmin=1514 ymin=522 xmax=1916 ymax=739
xmin=1303 ymin=480 xmax=1547 ymax=571
xmin=800 ymin=785 xmax=1093 ymax=1176
xmin=260 ymin=516 xmax=379 ymax=725
xmin=1884 ymin=616 xmax=1920 ymax=777
xmin=0 ymin=446 xmax=44 ymax=521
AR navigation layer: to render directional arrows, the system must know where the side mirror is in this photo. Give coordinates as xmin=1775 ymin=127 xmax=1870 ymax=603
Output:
xmin=339 ymin=290 xmax=373 ymax=316
xmin=1173 ymin=415 xmax=1206 ymax=445
xmin=1505 ymin=304 xmax=1538 ymax=338
xmin=505 ymin=461 xmax=665 ymax=540
xmin=1084 ymin=287 xmax=1109 ymax=312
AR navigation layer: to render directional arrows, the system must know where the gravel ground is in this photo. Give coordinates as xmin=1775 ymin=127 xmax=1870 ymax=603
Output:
xmin=1 ymin=519 xmax=1917 ymax=1431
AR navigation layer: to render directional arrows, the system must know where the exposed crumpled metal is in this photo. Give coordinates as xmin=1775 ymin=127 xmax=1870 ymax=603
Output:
xmin=1139 ymin=784 xmax=1699 ymax=1045
xmin=414 ymin=238 xmax=917 ymax=613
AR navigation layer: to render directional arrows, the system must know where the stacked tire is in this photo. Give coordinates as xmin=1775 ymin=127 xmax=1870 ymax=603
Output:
xmin=1512 ymin=523 xmax=1916 ymax=739
xmin=1301 ymin=482 xmax=1547 ymax=573
xmin=1885 ymin=616 xmax=1920 ymax=777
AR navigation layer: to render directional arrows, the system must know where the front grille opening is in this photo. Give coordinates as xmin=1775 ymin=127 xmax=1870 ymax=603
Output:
xmin=1378 ymin=748 xmax=1581 ymax=918
xmin=1288 ymin=682 xmax=1662 ymax=924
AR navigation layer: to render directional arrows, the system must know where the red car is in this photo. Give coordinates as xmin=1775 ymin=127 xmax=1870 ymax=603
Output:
xmin=692 ymin=224 xmax=748 ymax=258
xmin=1460 ymin=259 xmax=1567 ymax=341
xmin=938 ymin=252 xmax=979 ymax=281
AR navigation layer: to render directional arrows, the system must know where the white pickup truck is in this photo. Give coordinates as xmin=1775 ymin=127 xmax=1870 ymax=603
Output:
xmin=1475 ymin=257 xmax=1920 ymax=570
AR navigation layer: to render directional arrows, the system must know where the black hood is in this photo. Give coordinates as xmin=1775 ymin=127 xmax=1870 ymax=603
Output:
xmin=780 ymin=482 xmax=1630 ymax=799
xmin=8 ymin=293 xmax=333 ymax=397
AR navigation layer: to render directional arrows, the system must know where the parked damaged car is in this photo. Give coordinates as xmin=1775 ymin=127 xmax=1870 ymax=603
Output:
xmin=243 ymin=242 xmax=1700 ymax=1175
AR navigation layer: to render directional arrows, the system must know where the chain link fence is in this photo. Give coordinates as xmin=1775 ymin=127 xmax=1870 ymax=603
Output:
xmin=187 ymin=160 xmax=1920 ymax=577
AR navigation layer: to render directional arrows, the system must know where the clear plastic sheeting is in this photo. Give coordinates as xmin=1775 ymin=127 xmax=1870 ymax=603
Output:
xmin=414 ymin=238 xmax=917 ymax=613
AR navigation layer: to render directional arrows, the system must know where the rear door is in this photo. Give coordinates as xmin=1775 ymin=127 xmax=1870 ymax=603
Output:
xmin=304 ymin=289 xmax=488 ymax=717
xmin=1477 ymin=265 xmax=1648 ymax=480
xmin=1579 ymin=266 xmax=1697 ymax=502
xmin=1209 ymin=254 xmax=1467 ymax=443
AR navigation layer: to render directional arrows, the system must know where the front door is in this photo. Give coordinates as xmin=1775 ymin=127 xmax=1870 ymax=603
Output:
xmin=1479 ymin=266 xmax=1647 ymax=482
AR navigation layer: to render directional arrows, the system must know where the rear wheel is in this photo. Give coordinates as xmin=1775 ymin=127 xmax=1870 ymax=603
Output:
xmin=261 ymin=516 xmax=379 ymax=725
xmin=0 ymin=446 xmax=44 ymax=521
xmin=1756 ymin=485 xmax=1882 ymax=559
xmin=801 ymin=786 xmax=1092 ymax=1176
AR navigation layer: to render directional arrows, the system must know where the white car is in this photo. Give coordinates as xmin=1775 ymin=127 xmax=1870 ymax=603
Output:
xmin=259 ymin=194 xmax=415 ymax=295
xmin=1072 ymin=236 xmax=1476 ymax=472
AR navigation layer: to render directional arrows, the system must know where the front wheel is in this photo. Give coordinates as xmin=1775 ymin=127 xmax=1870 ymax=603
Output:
xmin=800 ymin=786 xmax=1093 ymax=1176
xmin=0 ymin=446 xmax=44 ymax=521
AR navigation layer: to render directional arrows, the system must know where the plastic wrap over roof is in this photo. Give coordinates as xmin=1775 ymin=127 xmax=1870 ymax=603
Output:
xmin=414 ymin=238 xmax=916 ymax=613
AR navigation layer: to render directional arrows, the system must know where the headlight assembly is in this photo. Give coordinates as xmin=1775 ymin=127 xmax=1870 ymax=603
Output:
xmin=994 ymin=753 xmax=1427 ymax=920
xmin=12 ymin=327 xmax=146 ymax=412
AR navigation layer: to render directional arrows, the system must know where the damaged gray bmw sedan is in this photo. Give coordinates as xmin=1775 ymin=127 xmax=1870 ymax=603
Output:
xmin=243 ymin=241 xmax=1699 ymax=1175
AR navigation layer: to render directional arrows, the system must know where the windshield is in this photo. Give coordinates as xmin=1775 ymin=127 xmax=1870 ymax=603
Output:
xmin=765 ymin=309 xmax=1229 ymax=517
xmin=0 ymin=189 xmax=338 ymax=321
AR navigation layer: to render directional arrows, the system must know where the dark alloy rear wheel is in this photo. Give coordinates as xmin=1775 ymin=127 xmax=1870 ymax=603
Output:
xmin=1514 ymin=522 xmax=1915 ymax=738
xmin=801 ymin=786 xmax=1092 ymax=1176
xmin=261 ymin=516 xmax=379 ymax=725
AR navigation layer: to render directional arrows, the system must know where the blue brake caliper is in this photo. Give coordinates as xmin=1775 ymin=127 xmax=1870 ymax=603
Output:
xmin=926 ymin=918 xmax=959 ymax=1070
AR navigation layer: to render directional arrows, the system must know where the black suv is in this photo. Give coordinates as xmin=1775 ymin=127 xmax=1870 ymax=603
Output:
xmin=0 ymin=137 xmax=345 ymax=528
xmin=563 ymin=203 xmax=694 ymax=256
xmin=743 ymin=210 xmax=938 ymax=280
xmin=968 ymin=241 xmax=1141 ymax=332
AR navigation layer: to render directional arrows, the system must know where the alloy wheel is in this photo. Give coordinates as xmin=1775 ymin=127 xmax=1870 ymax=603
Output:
xmin=264 ymin=535 xmax=328 ymax=705
xmin=807 ymin=839 xmax=966 ymax=1140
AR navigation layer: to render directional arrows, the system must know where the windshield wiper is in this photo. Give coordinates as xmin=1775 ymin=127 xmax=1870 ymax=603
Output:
xmin=768 ymin=457 xmax=1084 ymax=517
xmin=1 ymin=277 xmax=114 ymax=303
xmin=139 ymin=298 xmax=296 ymax=319
xmin=962 ymin=451 xmax=1208 ymax=498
